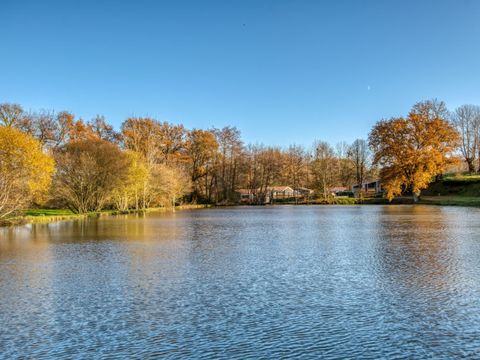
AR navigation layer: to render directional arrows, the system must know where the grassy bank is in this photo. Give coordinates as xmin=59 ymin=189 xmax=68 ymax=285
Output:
xmin=305 ymin=197 xmax=388 ymax=205
xmin=5 ymin=176 xmax=480 ymax=227
xmin=419 ymin=196 xmax=480 ymax=207
xmin=275 ymin=195 xmax=480 ymax=207
xmin=290 ymin=175 xmax=480 ymax=207
xmin=417 ymin=174 xmax=480 ymax=207
xmin=271 ymin=196 xmax=409 ymax=205
xmin=1 ymin=204 xmax=212 ymax=227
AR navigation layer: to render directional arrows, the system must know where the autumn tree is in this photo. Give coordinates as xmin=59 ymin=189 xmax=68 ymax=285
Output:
xmin=153 ymin=164 xmax=192 ymax=207
xmin=185 ymin=129 xmax=218 ymax=202
xmin=122 ymin=119 xmax=186 ymax=165
xmin=111 ymin=151 xmax=148 ymax=211
xmin=157 ymin=122 xmax=186 ymax=165
xmin=0 ymin=126 xmax=54 ymax=218
xmin=53 ymin=139 xmax=129 ymax=213
xmin=213 ymin=126 xmax=243 ymax=203
xmin=369 ymin=100 xmax=459 ymax=202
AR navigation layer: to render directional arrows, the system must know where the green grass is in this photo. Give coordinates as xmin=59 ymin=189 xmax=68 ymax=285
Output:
xmin=422 ymin=174 xmax=480 ymax=197
xmin=305 ymin=197 xmax=367 ymax=205
xmin=23 ymin=209 xmax=76 ymax=217
xmin=0 ymin=204 xmax=213 ymax=227
xmin=332 ymin=197 xmax=358 ymax=205
xmin=442 ymin=174 xmax=480 ymax=182
xmin=24 ymin=205 xmax=210 ymax=217
xmin=420 ymin=196 xmax=480 ymax=207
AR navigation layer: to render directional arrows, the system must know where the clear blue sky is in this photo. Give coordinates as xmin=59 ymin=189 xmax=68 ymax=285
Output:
xmin=2 ymin=0 xmax=480 ymax=146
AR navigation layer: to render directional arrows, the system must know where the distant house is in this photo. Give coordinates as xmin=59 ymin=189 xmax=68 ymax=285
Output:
xmin=267 ymin=186 xmax=294 ymax=199
xmin=294 ymin=187 xmax=314 ymax=197
xmin=236 ymin=185 xmax=311 ymax=204
xmin=352 ymin=179 xmax=382 ymax=196
xmin=236 ymin=188 xmax=271 ymax=204
xmin=237 ymin=189 xmax=255 ymax=203
xmin=329 ymin=186 xmax=349 ymax=197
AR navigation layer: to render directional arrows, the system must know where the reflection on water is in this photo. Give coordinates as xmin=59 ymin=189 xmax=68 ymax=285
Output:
xmin=1 ymin=206 xmax=480 ymax=359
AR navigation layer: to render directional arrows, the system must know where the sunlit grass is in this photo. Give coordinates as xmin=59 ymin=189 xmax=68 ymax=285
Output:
xmin=420 ymin=196 xmax=480 ymax=207
xmin=443 ymin=174 xmax=480 ymax=182
xmin=23 ymin=209 xmax=75 ymax=217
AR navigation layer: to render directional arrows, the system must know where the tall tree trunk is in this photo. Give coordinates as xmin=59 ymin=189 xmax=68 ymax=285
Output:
xmin=466 ymin=158 xmax=475 ymax=173
xmin=413 ymin=191 xmax=420 ymax=203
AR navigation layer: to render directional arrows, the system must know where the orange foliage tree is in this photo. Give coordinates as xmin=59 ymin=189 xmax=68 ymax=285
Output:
xmin=369 ymin=100 xmax=459 ymax=201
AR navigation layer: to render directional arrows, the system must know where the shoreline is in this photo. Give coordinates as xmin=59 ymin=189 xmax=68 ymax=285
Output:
xmin=236 ymin=195 xmax=480 ymax=208
xmin=0 ymin=204 xmax=212 ymax=227
xmin=2 ymin=195 xmax=480 ymax=228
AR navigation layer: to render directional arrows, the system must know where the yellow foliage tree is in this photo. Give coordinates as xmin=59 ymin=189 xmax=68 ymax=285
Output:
xmin=0 ymin=126 xmax=54 ymax=217
xmin=53 ymin=139 xmax=129 ymax=213
xmin=152 ymin=164 xmax=192 ymax=207
xmin=369 ymin=101 xmax=459 ymax=201
xmin=111 ymin=150 xmax=149 ymax=211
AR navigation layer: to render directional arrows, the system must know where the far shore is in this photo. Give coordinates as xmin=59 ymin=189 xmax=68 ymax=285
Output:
xmin=269 ymin=195 xmax=480 ymax=207
xmin=0 ymin=204 xmax=212 ymax=228
xmin=2 ymin=195 xmax=480 ymax=228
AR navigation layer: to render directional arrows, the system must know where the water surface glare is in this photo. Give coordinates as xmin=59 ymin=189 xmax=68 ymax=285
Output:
xmin=1 ymin=205 xmax=480 ymax=359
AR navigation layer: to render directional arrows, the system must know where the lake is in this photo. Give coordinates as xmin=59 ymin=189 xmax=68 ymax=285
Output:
xmin=1 ymin=205 xmax=480 ymax=359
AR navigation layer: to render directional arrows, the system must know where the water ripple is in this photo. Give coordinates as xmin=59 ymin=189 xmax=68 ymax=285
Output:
xmin=1 ymin=206 xmax=480 ymax=359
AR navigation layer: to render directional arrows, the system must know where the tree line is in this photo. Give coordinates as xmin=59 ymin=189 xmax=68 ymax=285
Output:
xmin=0 ymin=98 xmax=472 ymax=217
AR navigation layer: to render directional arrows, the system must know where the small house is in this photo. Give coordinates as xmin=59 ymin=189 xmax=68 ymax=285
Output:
xmin=266 ymin=186 xmax=295 ymax=199
xmin=329 ymin=186 xmax=349 ymax=197
xmin=237 ymin=189 xmax=255 ymax=203
xmin=294 ymin=187 xmax=314 ymax=197
xmin=352 ymin=179 xmax=382 ymax=196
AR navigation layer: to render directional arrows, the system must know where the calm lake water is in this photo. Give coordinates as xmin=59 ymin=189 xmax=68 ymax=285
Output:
xmin=1 ymin=205 xmax=480 ymax=359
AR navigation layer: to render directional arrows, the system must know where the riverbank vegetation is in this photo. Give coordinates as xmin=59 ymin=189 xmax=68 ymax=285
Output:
xmin=1 ymin=98 xmax=479 ymax=223
xmin=1 ymin=205 xmax=211 ymax=226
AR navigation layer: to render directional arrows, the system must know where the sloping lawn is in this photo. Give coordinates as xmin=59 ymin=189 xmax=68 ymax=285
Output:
xmin=420 ymin=196 xmax=480 ymax=207
xmin=23 ymin=209 xmax=75 ymax=217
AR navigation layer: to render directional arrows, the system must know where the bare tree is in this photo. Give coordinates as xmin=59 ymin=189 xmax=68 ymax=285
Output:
xmin=0 ymin=103 xmax=25 ymax=127
xmin=411 ymin=98 xmax=449 ymax=120
xmin=285 ymin=144 xmax=306 ymax=203
xmin=348 ymin=139 xmax=370 ymax=188
xmin=450 ymin=105 xmax=480 ymax=173
xmin=241 ymin=145 xmax=283 ymax=204
xmin=336 ymin=141 xmax=354 ymax=186
xmin=88 ymin=115 xmax=122 ymax=144
xmin=311 ymin=141 xmax=338 ymax=199
xmin=214 ymin=126 xmax=243 ymax=203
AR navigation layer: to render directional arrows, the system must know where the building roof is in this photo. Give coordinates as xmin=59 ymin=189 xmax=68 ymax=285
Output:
xmin=330 ymin=186 xmax=348 ymax=192
xmin=353 ymin=179 xmax=380 ymax=188
xmin=294 ymin=187 xmax=314 ymax=193
xmin=236 ymin=189 xmax=254 ymax=195
xmin=266 ymin=186 xmax=294 ymax=192
xmin=237 ymin=186 xmax=296 ymax=194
